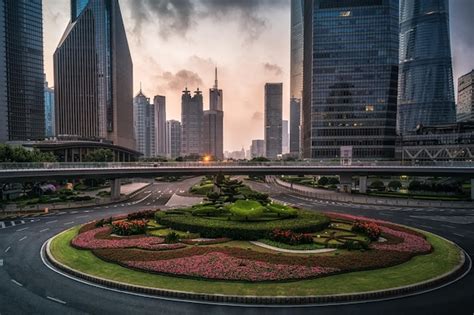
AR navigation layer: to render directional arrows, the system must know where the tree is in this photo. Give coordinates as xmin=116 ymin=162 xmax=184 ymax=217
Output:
xmin=318 ymin=176 xmax=329 ymax=186
xmin=83 ymin=149 xmax=114 ymax=162
xmin=0 ymin=144 xmax=56 ymax=163
xmin=369 ymin=180 xmax=385 ymax=191
xmin=251 ymin=157 xmax=269 ymax=162
xmin=388 ymin=180 xmax=402 ymax=191
xmin=408 ymin=180 xmax=422 ymax=192
xmin=328 ymin=177 xmax=340 ymax=185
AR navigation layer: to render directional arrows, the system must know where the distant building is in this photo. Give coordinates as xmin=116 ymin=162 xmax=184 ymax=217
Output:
xmin=398 ymin=0 xmax=456 ymax=134
xmin=282 ymin=120 xmax=289 ymax=154
xmin=0 ymin=0 xmax=45 ymax=142
xmin=225 ymin=148 xmax=246 ymax=160
xmin=181 ymin=88 xmax=203 ymax=156
xmin=54 ymin=0 xmax=135 ymax=149
xmin=133 ymin=90 xmax=155 ymax=158
xmin=202 ymin=68 xmax=224 ymax=160
xmin=264 ymin=83 xmax=283 ymax=159
xmin=457 ymin=70 xmax=474 ymax=122
xmin=166 ymin=120 xmax=181 ymax=159
xmin=44 ymin=80 xmax=55 ymax=138
xmin=250 ymin=140 xmax=265 ymax=158
xmin=154 ymin=95 xmax=167 ymax=157
xmin=289 ymin=97 xmax=300 ymax=155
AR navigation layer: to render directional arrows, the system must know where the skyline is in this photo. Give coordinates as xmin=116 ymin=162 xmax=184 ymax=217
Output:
xmin=43 ymin=0 xmax=474 ymax=152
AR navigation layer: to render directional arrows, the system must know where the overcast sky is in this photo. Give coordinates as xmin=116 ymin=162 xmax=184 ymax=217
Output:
xmin=43 ymin=0 xmax=474 ymax=152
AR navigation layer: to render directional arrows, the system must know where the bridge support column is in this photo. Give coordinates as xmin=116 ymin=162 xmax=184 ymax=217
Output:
xmin=339 ymin=174 xmax=352 ymax=193
xmin=111 ymin=179 xmax=121 ymax=200
xmin=359 ymin=176 xmax=368 ymax=194
xmin=471 ymin=179 xmax=474 ymax=201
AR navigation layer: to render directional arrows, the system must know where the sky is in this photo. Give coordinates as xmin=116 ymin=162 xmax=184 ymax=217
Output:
xmin=43 ymin=0 xmax=474 ymax=152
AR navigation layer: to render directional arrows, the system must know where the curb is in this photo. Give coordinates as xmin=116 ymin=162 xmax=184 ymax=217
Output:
xmin=44 ymin=229 xmax=471 ymax=306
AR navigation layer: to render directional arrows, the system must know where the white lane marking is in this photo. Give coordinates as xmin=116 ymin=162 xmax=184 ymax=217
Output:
xmin=453 ymin=233 xmax=465 ymax=237
xmin=40 ymin=228 xmax=50 ymax=233
xmin=45 ymin=220 xmax=58 ymax=224
xmin=10 ymin=221 xmax=16 ymax=227
xmin=19 ymin=236 xmax=27 ymax=242
xmin=46 ymin=296 xmax=67 ymax=305
xmin=441 ymin=224 xmax=456 ymax=229
xmin=0 ymin=259 xmax=3 ymax=266
xmin=57 ymin=212 xmax=67 ymax=215
xmin=70 ymin=211 xmax=78 ymax=214
xmin=16 ymin=227 xmax=29 ymax=232
xmin=84 ymin=210 xmax=91 ymax=213
xmin=146 ymin=203 xmax=151 ymax=206
xmin=64 ymin=222 xmax=75 ymax=226
xmin=11 ymin=279 xmax=23 ymax=287
xmin=0 ymin=222 xmax=5 ymax=228
xmin=105 ymin=206 xmax=109 ymax=209
xmin=419 ymin=224 xmax=431 ymax=229
xmin=5 ymin=247 xmax=11 ymax=253
xmin=75 ymin=215 xmax=90 ymax=219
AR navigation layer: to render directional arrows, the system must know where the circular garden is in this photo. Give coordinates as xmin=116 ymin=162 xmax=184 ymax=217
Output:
xmin=47 ymin=179 xmax=466 ymax=303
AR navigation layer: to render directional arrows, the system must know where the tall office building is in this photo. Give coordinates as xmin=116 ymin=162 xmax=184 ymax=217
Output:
xmin=457 ymin=70 xmax=474 ymax=122
xmin=181 ymin=88 xmax=203 ymax=156
xmin=301 ymin=0 xmax=399 ymax=159
xmin=133 ymin=89 xmax=155 ymax=157
xmin=289 ymin=97 xmax=301 ymax=155
xmin=250 ymin=139 xmax=265 ymax=158
xmin=202 ymin=68 xmax=224 ymax=160
xmin=398 ymin=0 xmax=456 ymax=134
xmin=166 ymin=120 xmax=181 ymax=159
xmin=154 ymin=95 xmax=167 ymax=156
xmin=0 ymin=0 xmax=44 ymax=142
xmin=44 ymin=80 xmax=55 ymax=138
xmin=264 ymin=83 xmax=283 ymax=159
xmin=54 ymin=0 xmax=135 ymax=149
xmin=282 ymin=120 xmax=289 ymax=154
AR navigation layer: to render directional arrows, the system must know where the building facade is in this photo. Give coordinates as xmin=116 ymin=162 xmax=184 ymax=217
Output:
xmin=457 ymin=70 xmax=474 ymax=122
xmin=398 ymin=0 xmax=456 ymax=134
xmin=301 ymin=0 xmax=399 ymax=159
xmin=289 ymin=97 xmax=301 ymax=155
xmin=250 ymin=139 xmax=265 ymax=158
xmin=44 ymin=80 xmax=55 ymax=138
xmin=181 ymin=88 xmax=203 ymax=156
xmin=154 ymin=95 xmax=167 ymax=156
xmin=54 ymin=0 xmax=135 ymax=149
xmin=264 ymin=83 xmax=283 ymax=159
xmin=133 ymin=90 xmax=155 ymax=158
xmin=166 ymin=120 xmax=181 ymax=159
xmin=202 ymin=68 xmax=224 ymax=160
xmin=0 ymin=0 xmax=45 ymax=142
xmin=282 ymin=120 xmax=289 ymax=154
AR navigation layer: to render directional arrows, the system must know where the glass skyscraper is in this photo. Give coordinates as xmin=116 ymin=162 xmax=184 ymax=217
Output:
xmin=0 ymin=0 xmax=45 ymax=142
xmin=44 ymin=80 xmax=55 ymax=138
xmin=398 ymin=0 xmax=455 ymax=134
xmin=301 ymin=0 xmax=399 ymax=159
xmin=264 ymin=83 xmax=283 ymax=159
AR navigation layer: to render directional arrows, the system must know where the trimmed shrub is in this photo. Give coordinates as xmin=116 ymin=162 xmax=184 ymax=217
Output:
xmin=111 ymin=220 xmax=147 ymax=236
xmin=269 ymin=229 xmax=313 ymax=245
xmin=369 ymin=180 xmax=385 ymax=192
xmin=318 ymin=177 xmax=329 ymax=186
xmin=228 ymin=200 xmax=265 ymax=220
xmin=352 ymin=221 xmax=382 ymax=241
xmin=266 ymin=203 xmax=297 ymax=218
xmin=164 ymin=232 xmax=180 ymax=244
xmin=388 ymin=180 xmax=402 ymax=191
xmin=127 ymin=210 xmax=156 ymax=220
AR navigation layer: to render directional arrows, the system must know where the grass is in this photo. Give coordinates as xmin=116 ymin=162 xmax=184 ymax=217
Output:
xmin=190 ymin=183 xmax=214 ymax=195
xmin=50 ymin=227 xmax=462 ymax=296
xmin=228 ymin=200 xmax=265 ymax=218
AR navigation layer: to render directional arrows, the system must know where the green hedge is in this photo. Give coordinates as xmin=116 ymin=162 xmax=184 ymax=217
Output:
xmin=155 ymin=208 xmax=330 ymax=240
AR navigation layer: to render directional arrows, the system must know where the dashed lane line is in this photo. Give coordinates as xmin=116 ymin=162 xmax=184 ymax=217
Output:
xmin=11 ymin=279 xmax=23 ymax=287
xmin=0 ymin=222 xmax=5 ymax=228
xmin=46 ymin=296 xmax=67 ymax=305
xmin=40 ymin=228 xmax=50 ymax=233
xmin=19 ymin=236 xmax=27 ymax=242
xmin=441 ymin=224 xmax=456 ymax=229
xmin=4 ymin=247 xmax=10 ymax=253
xmin=64 ymin=222 xmax=75 ymax=226
xmin=75 ymin=215 xmax=90 ymax=219
xmin=16 ymin=227 xmax=29 ymax=232
xmin=45 ymin=220 xmax=58 ymax=225
xmin=453 ymin=233 xmax=465 ymax=238
xmin=0 ymin=259 xmax=3 ymax=266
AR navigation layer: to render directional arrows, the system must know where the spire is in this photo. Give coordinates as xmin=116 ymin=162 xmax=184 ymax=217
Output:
xmin=139 ymin=82 xmax=142 ymax=93
xmin=214 ymin=67 xmax=218 ymax=89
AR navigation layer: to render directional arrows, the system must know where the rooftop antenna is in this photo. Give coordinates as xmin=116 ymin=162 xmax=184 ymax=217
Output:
xmin=214 ymin=66 xmax=218 ymax=89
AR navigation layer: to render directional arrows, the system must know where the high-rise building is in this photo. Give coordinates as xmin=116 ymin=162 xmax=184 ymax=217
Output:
xmin=264 ymin=83 xmax=283 ymax=159
xmin=289 ymin=97 xmax=301 ymax=155
xmin=202 ymin=68 xmax=224 ymax=160
xmin=166 ymin=120 xmax=181 ymax=159
xmin=301 ymin=0 xmax=399 ymax=159
xmin=54 ymin=0 xmax=135 ymax=149
xmin=0 ymin=0 xmax=45 ymax=142
xmin=154 ymin=95 xmax=167 ymax=157
xmin=44 ymin=80 xmax=55 ymax=138
xmin=282 ymin=120 xmax=289 ymax=154
xmin=250 ymin=139 xmax=265 ymax=158
xmin=398 ymin=0 xmax=456 ymax=134
xmin=457 ymin=70 xmax=474 ymax=122
xmin=133 ymin=89 xmax=155 ymax=158
xmin=181 ymin=88 xmax=203 ymax=156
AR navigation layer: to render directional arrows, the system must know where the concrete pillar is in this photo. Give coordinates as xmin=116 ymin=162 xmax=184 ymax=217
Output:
xmin=471 ymin=179 xmax=474 ymax=201
xmin=111 ymin=179 xmax=121 ymax=200
xmin=339 ymin=174 xmax=352 ymax=193
xmin=359 ymin=176 xmax=368 ymax=194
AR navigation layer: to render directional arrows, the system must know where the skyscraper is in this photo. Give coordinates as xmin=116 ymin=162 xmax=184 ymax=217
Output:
xmin=264 ymin=83 xmax=283 ymax=159
xmin=398 ymin=0 xmax=456 ymax=134
xmin=250 ymin=139 xmax=265 ymax=158
xmin=133 ymin=89 xmax=155 ymax=157
xmin=290 ymin=0 xmax=304 ymax=102
xmin=282 ymin=120 xmax=289 ymax=154
xmin=166 ymin=120 xmax=181 ymax=159
xmin=154 ymin=95 xmax=167 ymax=157
xmin=301 ymin=0 xmax=399 ymax=159
xmin=0 ymin=0 xmax=44 ymax=142
xmin=202 ymin=68 xmax=224 ymax=160
xmin=289 ymin=97 xmax=301 ymax=155
xmin=54 ymin=0 xmax=135 ymax=149
xmin=181 ymin=88 xmax=203 ymax=156
xmin=457 ymin=70 xmax=474 ymax=122
xmin=44 ymin=80 xmax=55 ymax=138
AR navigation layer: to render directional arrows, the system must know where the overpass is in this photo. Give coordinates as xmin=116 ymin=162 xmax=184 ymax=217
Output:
xmin=0 ymin=161 xmax=473 ymax=199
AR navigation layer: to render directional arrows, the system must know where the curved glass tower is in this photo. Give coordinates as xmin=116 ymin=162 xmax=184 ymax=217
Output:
xmin=398 ymin=0 xmax=456 ymax=134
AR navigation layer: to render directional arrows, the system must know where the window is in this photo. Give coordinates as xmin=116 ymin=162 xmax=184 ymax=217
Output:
xmin=340 ymin=11 xmax=352 ymax=17
xmin=365 ymin=105 xmax=374 ymax=112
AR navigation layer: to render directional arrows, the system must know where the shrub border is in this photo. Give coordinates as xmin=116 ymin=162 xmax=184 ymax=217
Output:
xmin=44 ymin=228 xmax=471 ymax=306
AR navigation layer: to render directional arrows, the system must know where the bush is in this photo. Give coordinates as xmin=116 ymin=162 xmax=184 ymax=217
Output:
xmin=228 ymin=200 xmax=265 ymax=220
xmin=127 ymin=210 xmax=156 ymax=220
xmin=327 ymin=177 xmax=340 ymax=185
xmin=269 ymin=229 xmax=313 ymax=245
xmin=266 ymin=203 xmax=297 ymax=218
xmin=388 ymin=180 xmax=402 ymax=191
xmin=111 ymin=220 xmax=147 ymax=236
xmin=352 ymin=221 xmax=381 ymax=241
xmin=369 ymin=180 xmax=385 ymax=192
xmin=318 ymin=177 xmax=329 ymax=186
xmin=164 ymin=232 xmax=180 ymax=244
xmin=192 ymin=205 xmax=221 ymax=217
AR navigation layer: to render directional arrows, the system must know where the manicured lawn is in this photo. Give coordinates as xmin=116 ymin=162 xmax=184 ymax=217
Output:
xmin=50 ymin=227 xmax=462 ymax=296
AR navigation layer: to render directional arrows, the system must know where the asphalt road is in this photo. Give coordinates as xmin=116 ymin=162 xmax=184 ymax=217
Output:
xmin=0 ymin=178 xmax=473 ymax=315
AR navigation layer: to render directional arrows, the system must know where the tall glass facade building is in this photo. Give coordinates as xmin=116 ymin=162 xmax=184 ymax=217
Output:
xmin=133 ymin=90 xmax=155 ymax=158
xmin=301 ymin=0 xmax=399 ymax=159
xmin=54 ymin=0 xmax=135 ymax=149
xmin=44 ymin=81 xmax=55 ymax=138
xmin=0 ymin=0 xmax=44 ymax=142
xmin=264 ymin=83 xmax=283 ymax=159
xmin=398 ymin=0 xmax=456 ymax=134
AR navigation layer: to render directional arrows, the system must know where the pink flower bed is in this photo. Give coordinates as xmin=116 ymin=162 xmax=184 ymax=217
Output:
xmin=371 ymin=226 xmax=431 ymax=254
xmin=124 ymin=252 xmax=339 ymax=282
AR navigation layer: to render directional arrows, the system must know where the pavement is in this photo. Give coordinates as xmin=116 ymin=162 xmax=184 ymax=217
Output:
xmin=0 ymin=177 xmax=472 ymax=314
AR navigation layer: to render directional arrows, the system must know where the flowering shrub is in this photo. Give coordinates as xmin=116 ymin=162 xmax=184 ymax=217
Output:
xmin=352 ymin=221 xmax=382 ymax=241
xmin=112 ymin=220 xmax=147 ymax=236
xmin=371 ymin=226 xmax=432 ymax=254
xmin=127 ymin=210 xmax=156 ymax=221
xmin=269 ymin=229 xmax=314 ymax=245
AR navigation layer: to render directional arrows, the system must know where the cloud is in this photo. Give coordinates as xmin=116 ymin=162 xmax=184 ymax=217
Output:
xmin=251 ymin=111 xmax=264 ymax=121
xmin=263 ymin=62 xmax=283 ymax=76
xmin=159 ymin=69 xmax=204 ymax=91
